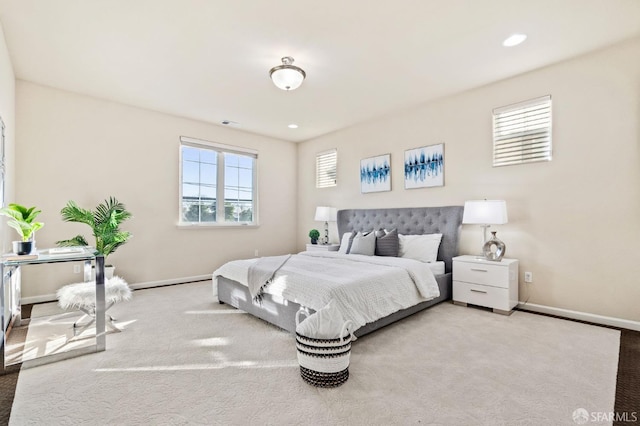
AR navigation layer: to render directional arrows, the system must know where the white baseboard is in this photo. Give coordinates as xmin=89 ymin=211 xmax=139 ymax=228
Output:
xmin=128 ymin=275 xmax=211 ymax=291
xmin=517 ymin=302 xmax=640 ymax=332
xmin=20 ymin=275 xmax=212 ymax=305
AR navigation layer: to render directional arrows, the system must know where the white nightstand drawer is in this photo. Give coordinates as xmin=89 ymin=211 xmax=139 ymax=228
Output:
xmin=453 ymin=281 xmax=511 ymax=311
xmin=306 ymin=244 xmax=340 ymax=252
xmin=453 ymin=261 xmax=511 ymax=289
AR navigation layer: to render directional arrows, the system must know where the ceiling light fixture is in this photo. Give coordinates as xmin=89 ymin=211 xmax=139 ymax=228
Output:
xmin=288 ymin=124 xmax=299 ymax=129
xmin=269 ymin=56 xmax=306 ymax=91
xmin=502 ymin=33 xmax=527 ymax=47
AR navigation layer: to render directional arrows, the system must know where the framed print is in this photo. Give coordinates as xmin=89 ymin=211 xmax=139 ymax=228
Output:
xmin=360 ymin=154 xmax=391 ymax=193
xmin=404 ymin=143 xmax=444 ymax=189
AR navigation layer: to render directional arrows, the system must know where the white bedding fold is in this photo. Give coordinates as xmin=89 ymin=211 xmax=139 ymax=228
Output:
xmin=213 ymin=251 xmax=440 ymax=331
xmin=247 ymin=254 xmax=291 ymax=300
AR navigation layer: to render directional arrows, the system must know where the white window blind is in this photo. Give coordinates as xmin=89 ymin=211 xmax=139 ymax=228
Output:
xmin=316 ymin=149 xmax=337 ymax=188
xmin=493 ymin=95 xmax=552 ymax=167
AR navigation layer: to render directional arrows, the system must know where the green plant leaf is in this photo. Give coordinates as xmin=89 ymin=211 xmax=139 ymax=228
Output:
xmin=56 ymin=235 xmax=89 ymax=247
xmin=2 ymin=204 xmax=44 ymax=241
xmin=59 ymin=197 xmax=132 ymax=260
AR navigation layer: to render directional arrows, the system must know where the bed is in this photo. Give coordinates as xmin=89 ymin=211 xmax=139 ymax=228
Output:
xmin=214 ymin=206 xmax=463 ymax=337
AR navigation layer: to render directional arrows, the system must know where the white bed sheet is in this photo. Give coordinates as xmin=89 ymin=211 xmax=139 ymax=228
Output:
xmin=213 ymin=251 xmax=440 ymax=332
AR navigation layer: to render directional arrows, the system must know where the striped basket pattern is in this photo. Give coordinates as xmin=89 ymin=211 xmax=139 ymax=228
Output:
xmin=295 ymin=308 xmax=353 ymax=387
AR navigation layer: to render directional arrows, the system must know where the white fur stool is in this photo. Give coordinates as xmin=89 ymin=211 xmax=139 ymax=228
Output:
xmin=57 ymin=276 xmax=132 ymax=335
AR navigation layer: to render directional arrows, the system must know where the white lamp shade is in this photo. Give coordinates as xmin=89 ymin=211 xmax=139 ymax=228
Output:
xmin=462 ymin=200 xmax=508 ymax=225
xmin=270 ymin=67 xmax=305 ymax=91
xmin=314 ymin=206 xmax=337 ymax=222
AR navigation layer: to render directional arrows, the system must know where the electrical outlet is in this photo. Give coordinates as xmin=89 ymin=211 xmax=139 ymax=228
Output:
xmin=73 ymin=264 xmax=81 ymax=274
xmin=524 ymin=272 xmax=533 ymax=283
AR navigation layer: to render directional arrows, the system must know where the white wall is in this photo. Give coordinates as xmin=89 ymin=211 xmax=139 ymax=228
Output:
xmin=15 ymin=82 xmax=298 ymax=299
xmin=0 ymin=23 xmax=15 ymax=252
xmin=297 ymin=37 xmax=640 ymax=323
xmin=0 ymin=22 xmax=15 ymax=328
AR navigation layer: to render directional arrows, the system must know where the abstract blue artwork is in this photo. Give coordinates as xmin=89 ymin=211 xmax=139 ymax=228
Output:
xmin=360 ymin=154 xmax=391 ymax=193
xmin=404 ymin=143 xmax=444 ymax=189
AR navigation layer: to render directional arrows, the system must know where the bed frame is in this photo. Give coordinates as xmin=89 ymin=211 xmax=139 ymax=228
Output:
xmin=217 ymin=206 xmax=464 ymax=337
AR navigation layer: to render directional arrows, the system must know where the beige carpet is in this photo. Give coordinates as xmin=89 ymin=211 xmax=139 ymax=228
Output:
xmin=5 ymin=304 xmax=106 ymax=365
xmin=10 ymin=282 xmax=619 ymax=425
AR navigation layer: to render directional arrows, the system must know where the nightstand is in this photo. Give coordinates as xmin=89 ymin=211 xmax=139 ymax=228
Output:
xmin=306 ymin=243 xmax=340 ymax=252
xmin=452 ymin=255 xmax=519 ymax=315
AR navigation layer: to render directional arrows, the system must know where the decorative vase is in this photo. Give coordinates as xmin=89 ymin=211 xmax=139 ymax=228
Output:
xmin=483 ymin=231 xmax=506 ymax=261
xmin=12 ymin=241 xmax=33 ymax=255
xmin=311 ymin=239 xmax=318 ymax=245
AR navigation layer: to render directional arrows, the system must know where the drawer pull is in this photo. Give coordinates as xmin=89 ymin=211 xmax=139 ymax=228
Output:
xmin=470 ymin=268 xmax=488 ymax=272
xmin=470 ymin=289 xmax=488 ymax=294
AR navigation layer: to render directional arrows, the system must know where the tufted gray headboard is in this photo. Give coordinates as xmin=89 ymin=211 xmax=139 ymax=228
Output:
xmin=337 ymin=206 xmax=464 ymax=273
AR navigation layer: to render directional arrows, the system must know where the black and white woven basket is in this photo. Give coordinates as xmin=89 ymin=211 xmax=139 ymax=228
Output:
xmin=295 ymin=309 xmax=353 ymax=387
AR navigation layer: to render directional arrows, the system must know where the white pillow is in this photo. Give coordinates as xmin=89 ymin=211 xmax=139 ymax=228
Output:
xmin=349 ymin=231 xmax=376 ymax=256
xmin=338 ymin=232 xmax=353 ymax=254
xmin=398 ymin=233 xmax=443 ymax=263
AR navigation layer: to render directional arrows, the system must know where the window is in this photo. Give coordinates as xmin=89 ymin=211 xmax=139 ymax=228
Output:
xmin=180 ymin=137 xmax=257 ymax=226
xmin=316 ymin=149 xmax=337 ymax=188
xmin=493 ymin=95 xmax=552 ymax=167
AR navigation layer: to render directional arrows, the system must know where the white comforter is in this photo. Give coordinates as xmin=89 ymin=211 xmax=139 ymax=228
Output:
xmin=212 ymin=251 xmax=440 ymax=331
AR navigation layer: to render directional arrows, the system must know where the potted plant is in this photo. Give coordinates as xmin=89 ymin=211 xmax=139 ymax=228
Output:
xmin=308 ymin=229 xmax=320 ymax=245
xmin=56 ymin=197 xmax=132 ymax=278
xmin=0 ymin=203 xmax=44 ymax=255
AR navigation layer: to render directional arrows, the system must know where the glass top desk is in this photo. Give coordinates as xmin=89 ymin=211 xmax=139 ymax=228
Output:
xmin=0 ymin=247 xmax=106 ymax=371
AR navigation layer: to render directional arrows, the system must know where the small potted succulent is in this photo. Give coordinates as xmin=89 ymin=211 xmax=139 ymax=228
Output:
xmin=0 ymin=203 xmax=44 ymax=255
xmin=308 ymin=229 xmax=320 ymax=245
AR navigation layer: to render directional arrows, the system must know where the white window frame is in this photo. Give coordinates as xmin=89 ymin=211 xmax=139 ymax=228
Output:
xmin=316 ymin=148 xmax=337 ymax=188
xmin=493 ymin=95 xmax=552 ymax=167
xmin=179 ymin=136 xmax=258 ymax=227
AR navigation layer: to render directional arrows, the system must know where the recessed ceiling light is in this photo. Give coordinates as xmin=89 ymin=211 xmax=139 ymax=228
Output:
xmin=288 ymin=124 xmax=299 ymax=129
xmin=502 ymin=33 xmax=527 ymax=47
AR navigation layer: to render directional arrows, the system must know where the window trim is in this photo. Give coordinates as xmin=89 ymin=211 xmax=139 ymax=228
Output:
xmin=492 ymin=95 xmax=552 ymax=167
xmin=316 ymin=148 xmax=337 ymax=188
xmin=178 ymin=136 xmax=258 ymax=227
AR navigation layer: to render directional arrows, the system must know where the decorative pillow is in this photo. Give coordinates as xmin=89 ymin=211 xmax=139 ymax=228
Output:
xmin=349 ymin=231 xmax=376 ymax=256
xmin=398 ymin=233 xmax=443 ymax=263
xmin=375 ymin=228 xmax=399 ymax=257
xmin=338 ymin=232 xmax=355 ymax=254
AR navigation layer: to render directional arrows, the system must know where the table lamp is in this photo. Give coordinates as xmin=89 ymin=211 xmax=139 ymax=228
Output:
xmin=314 ymin=206 xmax=337 ymax=245
xmin=462 ymin=200 xmax=508 ymax=255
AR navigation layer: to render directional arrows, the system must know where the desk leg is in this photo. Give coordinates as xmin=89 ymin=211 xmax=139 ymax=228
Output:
xmin=95 ymin=255 xmax=106 ymax=352
xmin=1 ymin=263 xmax=5 ymax=373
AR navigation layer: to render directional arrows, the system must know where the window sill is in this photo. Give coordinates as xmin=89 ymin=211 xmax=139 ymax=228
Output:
xmin=177 ymin=222 xmax=259 ymax=229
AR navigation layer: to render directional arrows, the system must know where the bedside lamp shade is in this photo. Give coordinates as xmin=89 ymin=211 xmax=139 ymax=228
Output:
xmin=462 ymin=200 xmax=508 ymax=226
xmin=314 ymin=206 xmax=337 ymax=222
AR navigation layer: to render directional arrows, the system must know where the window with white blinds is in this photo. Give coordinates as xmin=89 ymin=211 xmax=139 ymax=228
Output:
xmin=316 ymin=149 xmax=337 ymax=188
xmin=493 ymin=95 xmax=552 ymax=167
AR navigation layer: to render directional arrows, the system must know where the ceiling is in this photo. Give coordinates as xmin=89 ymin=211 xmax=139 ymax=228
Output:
xmin=1 ymin=1 xmax=639 ymax=143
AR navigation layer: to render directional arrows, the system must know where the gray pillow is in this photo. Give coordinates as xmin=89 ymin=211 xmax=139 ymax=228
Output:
xmin=375 ymin=228 xmax=399 ymax=257
xmin=338 ymin=231 xmax=357 ymax=254
xmin=349 ymin=231 xmax=376 ymax=256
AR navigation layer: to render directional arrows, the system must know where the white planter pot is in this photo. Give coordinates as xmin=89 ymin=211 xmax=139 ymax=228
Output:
xmin=91 ymin=265 xmax=115 ymax=281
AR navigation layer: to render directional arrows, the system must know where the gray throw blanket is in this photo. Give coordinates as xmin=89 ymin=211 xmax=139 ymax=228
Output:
xmin=247 ymin=254 xmax=292 ymax=302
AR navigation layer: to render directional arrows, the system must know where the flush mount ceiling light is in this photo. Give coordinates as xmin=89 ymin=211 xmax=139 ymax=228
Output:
xmin=502 ymin=33 xmax=527 ymax=47
xmin=269 ymin=56 xmax=306 ymax=91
